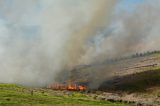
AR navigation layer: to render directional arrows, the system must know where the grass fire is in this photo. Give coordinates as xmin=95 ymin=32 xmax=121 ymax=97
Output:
xmin=0 ymin=0 xmax=160 ymax=106
xmin=47 ymin=81 xmax=87 ymax=91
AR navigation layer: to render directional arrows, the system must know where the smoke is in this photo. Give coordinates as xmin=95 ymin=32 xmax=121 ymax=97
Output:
xmin=0 ymin=0 xmax=116 ymax=87
xmin=65 ymin=0 xmax=116 ymax=67
xmin=81 ymin=0 xmax=160 ymax=64
xmin=1 ymin=0 xmax=159 ymax=88
xmin=78 ymin=0 xmax=160 ymax=89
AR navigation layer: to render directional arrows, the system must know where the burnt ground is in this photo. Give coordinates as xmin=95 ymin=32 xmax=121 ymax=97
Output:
xmin=68 ymin=53 xmax=160 ymax=106
xmin=68 ymin=52 xmax=160 ymax=88
xmin=99 ymin=69 xmax=160 ymax=92
xmin=56 ymin=52 xmax=160 ymax=106
xmin=87 ymin=69 xmax=160 ymax=106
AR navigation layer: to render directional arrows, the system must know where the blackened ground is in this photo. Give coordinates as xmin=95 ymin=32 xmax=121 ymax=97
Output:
xmin=98 ymin=69 xmax=160 ymax=92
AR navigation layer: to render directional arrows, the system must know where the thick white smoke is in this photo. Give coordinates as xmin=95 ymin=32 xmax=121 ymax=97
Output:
xmin=81 ymin=0 xmax=160 ymax=64
xmin=0 ymin=0 xmax=115 ymax=87
xmin=1 ymin=0 xmax=159 ymax=87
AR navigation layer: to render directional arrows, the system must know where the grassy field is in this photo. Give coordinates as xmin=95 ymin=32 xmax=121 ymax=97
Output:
xmin=0 ymin=84 xmax=132 ymax=106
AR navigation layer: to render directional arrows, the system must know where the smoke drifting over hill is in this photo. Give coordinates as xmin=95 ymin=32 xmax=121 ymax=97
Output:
xmin=82 ymin=0 xmax=160 ymax=64
xmin=0 ymin=0 xmax=160 ymax=87
xmin=0 ymin=0 xmax=115 ymax=87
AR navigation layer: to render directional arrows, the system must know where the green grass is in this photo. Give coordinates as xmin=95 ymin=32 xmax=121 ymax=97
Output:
xmin=0 ymin=84 xmax=131 ymax=106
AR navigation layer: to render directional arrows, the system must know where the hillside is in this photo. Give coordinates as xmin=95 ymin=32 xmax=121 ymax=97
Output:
xmin=61 ymin=52 xmax=160 ymax=106
xmin=1 ymin=52 xmax=160 ymax=106
xmin=0 ymin=84 xmax=131 ymax=106
xmin=70 ymin=52 xmax=160 ymax=90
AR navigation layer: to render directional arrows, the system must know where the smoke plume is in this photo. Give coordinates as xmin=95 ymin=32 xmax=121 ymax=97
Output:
xmin=80 ymin=0 xmax=160 ymax=89
xmin=0 ymin=0 xmax=115 ymax=87
xmin=82 ymin=0 xmax=160 ymax=64
xmin=0 ymin=0 xmax=160 ymax=87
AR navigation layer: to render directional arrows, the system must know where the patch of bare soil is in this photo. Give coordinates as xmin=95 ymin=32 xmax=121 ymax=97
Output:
xmin=87 ymin=87 xmax=160 ymax=106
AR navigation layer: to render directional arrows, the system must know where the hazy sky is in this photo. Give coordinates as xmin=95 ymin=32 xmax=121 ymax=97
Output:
xmin=117 ymin=0 xmax=144 ymax=12
xmin=0 ymin=0 xmax=144 ymax=39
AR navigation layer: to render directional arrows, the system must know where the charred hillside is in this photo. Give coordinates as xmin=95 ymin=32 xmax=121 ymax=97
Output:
xmin=69 ymin=51 xmax=160 ymax=90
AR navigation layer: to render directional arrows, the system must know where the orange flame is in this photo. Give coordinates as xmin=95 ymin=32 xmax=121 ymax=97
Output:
xmin=48 ymin=82 xmax=87 ymax=91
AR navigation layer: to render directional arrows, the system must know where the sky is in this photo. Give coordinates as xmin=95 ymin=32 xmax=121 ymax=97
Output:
xmin=116 ymin=0 xmax=145 ymax=13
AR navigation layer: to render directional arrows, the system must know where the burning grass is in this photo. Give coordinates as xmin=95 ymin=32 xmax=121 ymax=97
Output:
xmin=48 ymin=81 xmax=87 ymax=91
xmin=0 ymin=84 xmax=132 ymax=106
